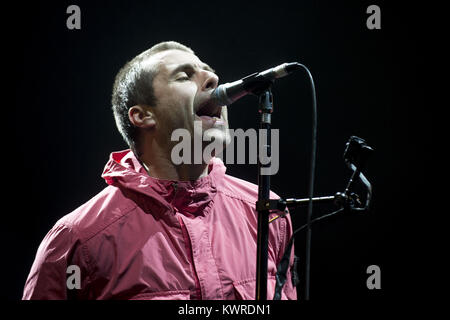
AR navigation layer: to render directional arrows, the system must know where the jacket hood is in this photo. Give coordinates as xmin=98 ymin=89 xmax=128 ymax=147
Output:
xmin=101 ymin=150 xmax=227 ymax=217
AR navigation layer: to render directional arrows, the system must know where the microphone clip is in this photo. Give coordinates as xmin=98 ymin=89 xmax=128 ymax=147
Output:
xmin=241 ymin=72 xmax=275 ymax=96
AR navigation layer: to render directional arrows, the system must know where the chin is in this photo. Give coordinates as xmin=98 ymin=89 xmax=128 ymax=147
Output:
xmin=203 ymin=129 xmax=230 ymax=143
xmin=202 ymin=129 xmax=231 ymax=160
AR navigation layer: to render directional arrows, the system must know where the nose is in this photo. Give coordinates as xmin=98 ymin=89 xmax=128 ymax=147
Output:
xmin=201 ymin=71 xmax=219 ymax=91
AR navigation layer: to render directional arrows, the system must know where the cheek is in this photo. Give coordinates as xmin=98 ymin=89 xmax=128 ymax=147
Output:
xmin=161 ymin=84 xmax=195 ymax=107
xmin=156 ymin=87 xmax=197 ymax=126
xmin=173 ymin=88 xmax=198 ymax=120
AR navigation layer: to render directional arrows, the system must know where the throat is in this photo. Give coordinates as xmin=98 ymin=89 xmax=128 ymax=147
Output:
xmin=141 ymin=158 xmax=209 ymax=181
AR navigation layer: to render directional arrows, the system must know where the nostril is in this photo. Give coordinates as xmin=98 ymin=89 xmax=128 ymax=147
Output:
xmin=205 ymin=79 xmax=215 ymax=90
xmin=203 ymin=75 xmax=218 ymax=91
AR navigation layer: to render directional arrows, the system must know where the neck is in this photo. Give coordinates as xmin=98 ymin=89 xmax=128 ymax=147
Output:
xmin=136 ymin=136 xmax=209 ymax=181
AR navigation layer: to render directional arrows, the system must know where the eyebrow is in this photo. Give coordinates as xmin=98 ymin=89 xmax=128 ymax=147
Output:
xmin=170 ymin=62 xmax=216 ymax=76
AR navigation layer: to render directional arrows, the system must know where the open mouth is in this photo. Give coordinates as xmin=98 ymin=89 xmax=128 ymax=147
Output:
xmin=195 ymin=100 xmax=222 ymax=119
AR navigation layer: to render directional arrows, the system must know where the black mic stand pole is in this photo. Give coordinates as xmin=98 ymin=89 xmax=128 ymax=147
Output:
xmin=255 ymin=89 xmax=273 ymax=300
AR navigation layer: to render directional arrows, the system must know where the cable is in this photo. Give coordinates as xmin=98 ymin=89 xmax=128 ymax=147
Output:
xmin=271 ymin=62 xmax=318 ymax=300
xmin=293 ymin=208 xmax=345 ymax=236
xmin=272 ymin=207 xmax=345 ymax=300
xmin=296 ymin=63 xmax=318 ymax=301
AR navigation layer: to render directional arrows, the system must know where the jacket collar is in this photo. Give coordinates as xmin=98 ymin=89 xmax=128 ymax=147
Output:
xmin=101 ymin=149 xmax=226 ymax=217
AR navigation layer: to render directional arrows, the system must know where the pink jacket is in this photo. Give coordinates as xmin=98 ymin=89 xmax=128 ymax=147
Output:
xmin=23 ymin=150 xmax=297 ymax=300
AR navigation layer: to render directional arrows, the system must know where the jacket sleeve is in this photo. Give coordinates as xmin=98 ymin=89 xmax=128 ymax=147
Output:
xmin=22 ymin=222 xmax=87 ymax=300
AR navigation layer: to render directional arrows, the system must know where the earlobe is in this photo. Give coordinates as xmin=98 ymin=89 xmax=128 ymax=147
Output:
xmin=128 ymin=105 xmax=156 ymax=129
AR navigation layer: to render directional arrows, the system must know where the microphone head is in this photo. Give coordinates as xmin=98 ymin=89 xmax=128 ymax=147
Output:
xmin=211 ymin=62 xmax=302 ymax=107
xmin=211 ymin=80 xmax=248 ymax=106
xmin=211 ymin=84 xmax=232 ymax=106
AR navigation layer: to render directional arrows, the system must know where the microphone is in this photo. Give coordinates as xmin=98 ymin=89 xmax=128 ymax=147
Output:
xmin=211 ymin=62 xmax=301 ymax=106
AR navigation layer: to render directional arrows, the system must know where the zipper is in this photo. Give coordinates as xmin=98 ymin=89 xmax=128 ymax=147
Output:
xmin=172 ymin=182 xmax=178 ymax=194
xmin=177 ymin=215 xmax=202 ymax=300
xmin=171 ymin=182 xmax=179 ymax=205
xmin=172 ymin=182 xmax=202 ymax=299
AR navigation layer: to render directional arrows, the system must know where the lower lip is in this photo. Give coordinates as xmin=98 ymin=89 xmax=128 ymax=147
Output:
xmin=197 ymin=115 xmax=225 ymax=126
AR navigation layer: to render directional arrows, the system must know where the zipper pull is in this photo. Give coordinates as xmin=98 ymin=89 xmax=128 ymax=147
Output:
xmin=171 ymin=182 xmax=179 ymax=212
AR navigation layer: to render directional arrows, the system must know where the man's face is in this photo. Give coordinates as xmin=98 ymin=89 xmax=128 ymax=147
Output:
xmin=146 ymin=49 xmax=230 ymax=158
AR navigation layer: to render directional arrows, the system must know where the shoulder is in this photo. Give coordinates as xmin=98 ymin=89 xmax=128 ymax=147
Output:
xmin=218 ymin=173 xmax=281 ymax=203
xmin=31 ymin=184 xmax=138 ymax=272
xmin=55 ymin=185 xmax=137 ymax=243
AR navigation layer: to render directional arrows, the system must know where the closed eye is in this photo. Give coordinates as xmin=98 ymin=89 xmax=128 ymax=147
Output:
xmin=176 ymin=74 xmax=189 ymax=81
xmin=176 ymin=71 xmax=193 ymax=81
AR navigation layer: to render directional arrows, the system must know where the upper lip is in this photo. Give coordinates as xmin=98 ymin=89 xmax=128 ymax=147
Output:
xmin=195 ymin=98 xmax=222 ymax=118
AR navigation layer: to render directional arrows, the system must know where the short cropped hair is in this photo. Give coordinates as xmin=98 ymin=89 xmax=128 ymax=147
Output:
xmin=111 ymin=41 xmax=194 ymax=148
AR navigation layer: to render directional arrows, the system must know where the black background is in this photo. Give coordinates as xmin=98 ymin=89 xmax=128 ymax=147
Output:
xmin=4 ymin=0 xmax=426 ymax=304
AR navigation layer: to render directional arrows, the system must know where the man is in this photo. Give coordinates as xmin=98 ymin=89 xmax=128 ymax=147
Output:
xmin=23 ymin=41 xmax=297 ymax=300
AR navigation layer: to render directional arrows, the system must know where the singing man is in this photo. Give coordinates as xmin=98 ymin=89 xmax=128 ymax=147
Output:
xmin=23 ymin=41 xmax=297 ymax=300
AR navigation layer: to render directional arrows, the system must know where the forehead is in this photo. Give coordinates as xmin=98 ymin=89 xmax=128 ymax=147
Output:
xmin=145 ymin=49 xmax=213 ymax=76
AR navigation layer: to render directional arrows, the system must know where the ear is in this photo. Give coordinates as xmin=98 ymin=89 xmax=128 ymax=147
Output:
xmin=128 ymin=105 xmax=156 ymax=129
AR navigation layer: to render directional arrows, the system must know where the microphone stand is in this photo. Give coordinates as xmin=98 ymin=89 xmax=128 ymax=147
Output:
xmin=242 ymin=63 xmax=373 ymax=301
xmin=267 ymin=136 xmax=374 ymax=300
xmin=250 ymin=79 xmax=374 ymax=301
xmin=255 ymin=89 xmax=273 ymax=301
